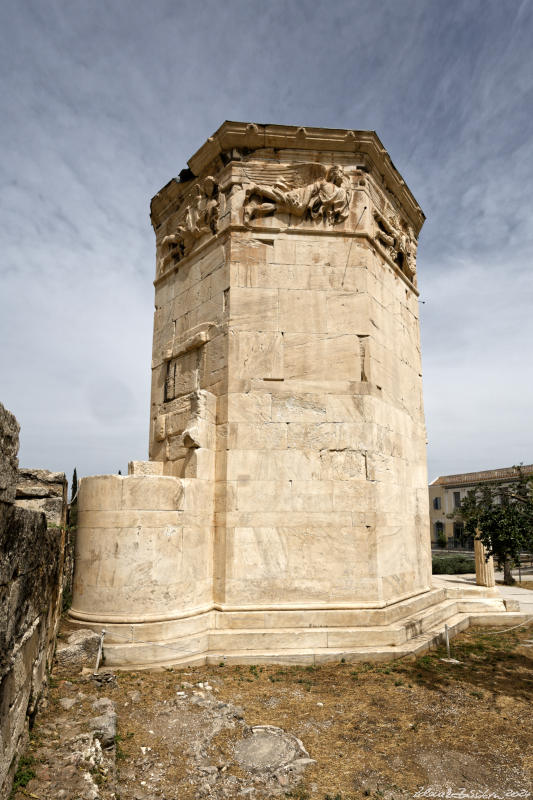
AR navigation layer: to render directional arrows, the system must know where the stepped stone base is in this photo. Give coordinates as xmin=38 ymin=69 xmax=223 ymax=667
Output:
xmin=69 ymin=585 xmax=528 ymax=669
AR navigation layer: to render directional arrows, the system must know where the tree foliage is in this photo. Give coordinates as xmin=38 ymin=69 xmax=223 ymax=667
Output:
xmin=454 ymin=468 xmax=533 ymax=584
xmin=69 ymin=466 xmax=78 ymax=528
xmin=71 ymin=467 xmax=78 ymax=501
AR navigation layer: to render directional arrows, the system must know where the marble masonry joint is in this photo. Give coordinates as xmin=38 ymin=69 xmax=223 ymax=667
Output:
xmin=69 ymin=121 xmax=527 ymax=667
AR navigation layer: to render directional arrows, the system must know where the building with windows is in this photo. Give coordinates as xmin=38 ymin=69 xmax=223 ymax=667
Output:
xmin=429 ymin=464 xmax=533 ymax=548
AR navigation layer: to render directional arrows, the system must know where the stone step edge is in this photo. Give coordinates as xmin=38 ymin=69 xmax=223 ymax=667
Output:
xmin=99 ymin=610 xmax=531 ymax=670
xmin=208 ymin=600 xmax=462 ymax=642
xmin=70 ymin=587 xmax=448 ymax=629
xmin=101 ymin=597 xmax=501 ymax=646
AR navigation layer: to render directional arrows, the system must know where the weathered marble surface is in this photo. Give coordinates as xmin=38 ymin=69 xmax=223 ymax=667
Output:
xmin=0 ymin=402 xmax=20 ymax=504
xmin=16 ymin=468 xmax=68 ymax=528
xmin=475 ymin=537 xmax=496 ymax=587
xmin=148 ymin=122 xmax=430 ymax=611
xmin=70 ymin=123 xmax=522 ymax=666
xmin=0 ymin=406 xmax=64 ymax=798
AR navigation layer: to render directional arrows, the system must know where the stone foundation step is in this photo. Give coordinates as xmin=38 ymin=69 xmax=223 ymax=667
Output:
xmin=208 ymin=598 xmax=506 ymax=651
xmin=185 ymin=612 xmax=490 ymax=665
xmin=212 ymin=587 xmax=449 ymax=630
xmin=399 ymin=596 xmax=506 ymax=637
xmin=98 ymin=604 xmax=530 ymax=670
xmin=434 ymin=581 xmax=500 ymax=599
xmin=207 ymin=610 xmax=530 ymax=666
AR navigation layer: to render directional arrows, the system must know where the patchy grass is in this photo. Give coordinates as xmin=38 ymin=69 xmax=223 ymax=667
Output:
xmin=9 ymin=755 xmax=35 ymax=798
xmin=114 ymin=623 xmax=531 ymax=798
xmin=17 ymin=622 xmax=533 ymax=800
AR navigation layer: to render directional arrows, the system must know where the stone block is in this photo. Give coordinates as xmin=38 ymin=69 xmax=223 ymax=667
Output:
xmin=225 ymin=392 xmax=273 ymax=423
xmin=283 ymin=333 xmax=361 ymax=381
xmin=14 ymin=496 xmax=65 ymax=528
xmin=278 ymin=289 xmax=327 ymax=333
xmin=0 ymin=402 xmax=20 ymax=504
xmin=271 ymin=392 xmax=327 ymax=423
xmin=230 ymin=330 xmax=283 ymax=379
xmin=90 ymin=710 xmax=117 ymax=748
xmin=128 ymin=461 xmax=164 ymax=476
xmin=183 ymin=448 xmax=215 ymax=480
xmin=326 ymin=291 xmax=370 ymax=334
xmin=236 ymin=481 xmax=293 ymax=513
xmin=287 ymin=422 xmax=339 ymax=450
xmin=319 ymin=449 xmax=367 ymax=480
xmin=228 ymin=287 xmax=278 ymax=331
xmin=290 ymin=480 xmax=334 ymax=512
xmin=204 ymin=331 xmax=227 ymax=380
xmin=325 ymin=394 xmax=365 ymax=422
xmin=227 ymin=450 xmax=321 ymax=482
xmin=222 ymin=422 xmax=288 ymax=451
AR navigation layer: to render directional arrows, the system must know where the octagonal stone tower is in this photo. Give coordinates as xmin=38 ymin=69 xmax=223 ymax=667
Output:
xmin=71 ymin=123 xmax=513 ymax=666
xmin=149 ymin=121 xmax=430 ymax=608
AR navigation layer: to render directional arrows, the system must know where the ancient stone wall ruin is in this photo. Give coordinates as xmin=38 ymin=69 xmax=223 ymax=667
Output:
xmin=0 ymin=403 xmax=67 ymax=797
xmin=16 ymin=469 xmax=68 ymax=528
xmin=15 ymin=468 xmax=73 ymax=604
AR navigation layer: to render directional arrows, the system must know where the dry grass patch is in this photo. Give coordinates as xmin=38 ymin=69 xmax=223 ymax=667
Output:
xmin=17 ymin=622 xmax=533 ymax=800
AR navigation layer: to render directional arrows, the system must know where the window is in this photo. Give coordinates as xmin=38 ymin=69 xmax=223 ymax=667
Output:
xmin=434 ymin=521 xmax=446 ymax=547
xmin=453 ymin=491 xmax=461 ymax=508
xmin=453 ymin=521 xmax=464 ymax=542
xmin=433 ymin=497 xmax=441 ymax=510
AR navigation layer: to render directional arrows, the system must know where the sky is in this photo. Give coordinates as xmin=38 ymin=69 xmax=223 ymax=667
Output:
xmin=1 ymin=0 xmax=532 ymax=487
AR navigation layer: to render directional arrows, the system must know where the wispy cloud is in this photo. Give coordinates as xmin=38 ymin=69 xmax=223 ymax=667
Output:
xmin=1 ymin=0 xmax=532 ymax=481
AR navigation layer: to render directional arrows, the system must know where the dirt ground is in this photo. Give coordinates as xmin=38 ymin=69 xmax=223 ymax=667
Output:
xmin=11 ymin=622 xmax=533 ymax=800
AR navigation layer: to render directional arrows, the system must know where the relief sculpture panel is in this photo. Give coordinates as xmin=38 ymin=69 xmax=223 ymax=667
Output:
xmin=372 ymin=207 xmax=418 ymax=285
xmin=243 ymin=164 xmax=352 ymax=225
xmin=157 ymin=175 xmax=219 ymax=275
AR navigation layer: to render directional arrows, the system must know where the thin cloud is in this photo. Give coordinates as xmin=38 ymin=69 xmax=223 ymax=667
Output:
xmin=1 ymin=0 xmax=532 ymax=483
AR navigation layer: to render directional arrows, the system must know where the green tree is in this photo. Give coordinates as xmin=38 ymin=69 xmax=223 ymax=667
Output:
xmin=454 ymin=469 xmax=533 ymax=584
xmin=69 ymin=467 xmax=78 ymax=528
xmin=71 ymin=467 xmax=78 ymax=501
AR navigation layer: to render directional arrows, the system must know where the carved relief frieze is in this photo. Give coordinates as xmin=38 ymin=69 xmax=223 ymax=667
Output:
xmin=157 ymin=175 xmax=219 ymax=275
xmin=243 ymin=163 xmax=352 ymax=226
xmin=372 ymin=207 xmax=418 ymax=285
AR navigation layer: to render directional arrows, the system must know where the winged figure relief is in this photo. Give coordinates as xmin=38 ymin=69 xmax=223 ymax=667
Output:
xmin=373 ymin=208 xmax=418 ymax=284
xmin=157 ymin=176 xmax=219 ymax=275
xmin=243 ymin=163 xmax=352 ymax=225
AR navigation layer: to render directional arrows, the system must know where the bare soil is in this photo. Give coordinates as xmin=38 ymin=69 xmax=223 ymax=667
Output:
xmin=11 ymin=622 xmax=533 ymax=800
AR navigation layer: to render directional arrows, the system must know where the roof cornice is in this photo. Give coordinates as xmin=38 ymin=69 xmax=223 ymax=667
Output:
xmin=151 ymin=121 xmax=425 ymax=232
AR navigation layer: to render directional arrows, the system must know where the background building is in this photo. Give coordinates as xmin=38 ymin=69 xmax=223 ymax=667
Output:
xmin=429 ymin=464 xmax=533 ymax=548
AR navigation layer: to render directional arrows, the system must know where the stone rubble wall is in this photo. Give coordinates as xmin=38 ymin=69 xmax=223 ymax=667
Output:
xmin=16 ymin=468 xmax=68 ymax=528
xmin=0 ymin=402 xmax=66 ymax=798
xmin=15 ymin=467 xmax=73 ymax=604
xmin=0 ymin=403 xmax=20 ymax=504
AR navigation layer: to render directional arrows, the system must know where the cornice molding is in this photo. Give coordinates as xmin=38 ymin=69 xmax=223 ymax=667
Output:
xmin=150 ymin=121 xmax=425 ymax=233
